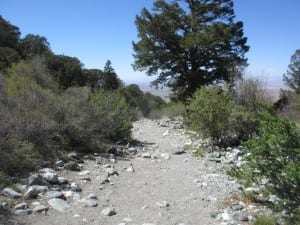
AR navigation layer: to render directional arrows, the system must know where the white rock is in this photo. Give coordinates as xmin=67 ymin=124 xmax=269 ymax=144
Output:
xmin=162 ymin=129 xmax=169 ymax=137
xmin=156 ymin=200 xmax=170 ymax=208
xmin=78 ymin=170 xmax=90 ymax=176
xmin=48 ymin=198 xmax=72 ymax=213
xmin=141 ymin=152 xmax=151 ymax=158
xmin=101 ymin=207 xmax=116 ymax=216
xmin=2 ymin=188 xmax=22 ymax=199
xmin=160 ymin=153 xmax=171 ymax=160
xmin=221 ymin=212 xmax=230 ymax=221
xmin=123 ymin=217 xmax=133 ymax=222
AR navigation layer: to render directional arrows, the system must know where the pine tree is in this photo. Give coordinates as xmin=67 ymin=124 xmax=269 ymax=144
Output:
xmin=132 ymin=0 xmax=249 ymax=101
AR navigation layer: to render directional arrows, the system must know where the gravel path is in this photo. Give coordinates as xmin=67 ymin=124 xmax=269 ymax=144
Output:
xmin=15 ymin=118 xmax=240 ymax=225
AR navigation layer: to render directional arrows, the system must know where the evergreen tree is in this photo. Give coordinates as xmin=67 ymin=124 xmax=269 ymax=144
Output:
xmin=283 ymin=49 xmax=300 ymax=94
xmin=100 ymin=60 xmax=123 ymax=90
xmin=133 ymin=0 xmax=249 ymax=101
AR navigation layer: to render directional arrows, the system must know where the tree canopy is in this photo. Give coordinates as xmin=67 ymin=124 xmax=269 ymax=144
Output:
xmin=133 ymin=0 xmax=249 ymax=101
xmin=283 ymin=49 xmax=300 ymax=94
xmin=0 ymin=15 xmax=22 ymax=71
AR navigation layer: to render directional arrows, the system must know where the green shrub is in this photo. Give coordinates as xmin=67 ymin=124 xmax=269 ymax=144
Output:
xmin=185 ymin=86 xmax=234 ymax=147
xmin=0 ymin=61 xmax=133 ymax=185
xmin=254 ymin=215 xmax=276 ymax=225
xmin=242 ymin=109 xmax=300 ymax=213
xmin=90 ymin=89 xmax=132 ymax=143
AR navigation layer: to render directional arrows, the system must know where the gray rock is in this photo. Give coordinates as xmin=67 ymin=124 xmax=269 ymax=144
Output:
xmin=32 ymin=185 xmax=49 ymax=193
xmin=43 ymin=172 xmax=59 ymax=184
xmin=95 ymin=157 xmax=104 ymax=164
xmin=78 ymin=170 xmax=90 ymax=176
xmin=2 ymin=188 xmax=22 ymax=199
xmin=58 ymin=176 xmax=68 ymax=184
xmin=28 ymin=174 xmax=43 ymax=185
xmin=15 ymin=202 xmax=28 ymax=210
xmin=232 ymin=212 xmax=249 ymax=221
xmin=106 ymin=167 xmax=119 ymax=176
xmin=156 ymin=201 xmax=170 ymax=208
xmin=56 ymin=160 xmax=65 ymax=167
xmin=160 ymin=153 xmax=171 ymax=160
xmin=15 ymin=209 xmax=32 ymax=216
xmin=244 ymin=187 xmax=260 ymax=193
xmin=221 ymin=211 xmax=230 ymax=221
xmin=171 ymin=145 xmax=185 ymax=155
xmin=87 ymin=193 xmax=97 ymax=200
xmin=15 ymin=184 xmax=27 ymax=193
xmin=230 ymin=203 xmax=244 ymax=211
xmin=126 ymin=164 xmax=135 ymax=173
xmin=209 ymin=158 xmax=221 ymax=163
xmin=64 ymin=162 xmax=81 ymax=171
xmin=128 ymin=147 xmax=137 ymax=154
xmin=67 ymin=151 xmax=80 ymax=160
xmin=39 ymin=168 xmax=55 ymax=173
xmin=46 ymin=191 xmax=65 ymax=199
xmin=96 ymin=175 xmax=109 ymax=184
xmin=80 ymin=199 xmax=98 ymax=207
xmin=101 ymin=207 xmax=116 ymax=216
xmin=141 ymin=152 xmax=151 ymax=158
xmin=48 ymin=198 xmax=72 ymax=213
xmin=78 ymin=175 xmax=91 ymax=181
xmin=70 ymin=182 xmax=81 ymax=192
xmin=24 ymin=186 xmax=39 ymax=199
xmin=33 ymin=205 xmax=48 ymax=213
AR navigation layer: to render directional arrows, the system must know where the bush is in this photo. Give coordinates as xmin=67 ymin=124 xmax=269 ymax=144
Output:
xmin=185 ymin=86 xmax=234 ymax=147
xmin=0 ymin=60 xmax=133 ymax=186
xmin=239 ymin=109 xmax=300 ymax=217
xmin=254 ymin=215 xmax=276 ymax=225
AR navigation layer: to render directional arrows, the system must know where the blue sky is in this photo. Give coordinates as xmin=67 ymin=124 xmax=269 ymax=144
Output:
xmin=1 ymin=0 xmax=299 ymax=86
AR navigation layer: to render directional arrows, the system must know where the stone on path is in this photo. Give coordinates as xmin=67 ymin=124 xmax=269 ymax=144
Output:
xmin=46 ymin=190 xmax=65 ymax=199
xmin=101 ymin=207 xmax=116 ymax=216
xmin=15 ymin=209 xmax=32 ymax=216
xmin=160 ymin=153 xmax=171 ymax=160
xmin=2 ymin=188 xmax=22 ymax=199
xmin=64 ymin=162 xmax=81 ymax=171
xmin=171 ymin=145 xmax=185 ymax=155
xmin=156 ymin=200 xmax=170 ymax=208
xmin=43 ymin=172 xmax=58 ymax=184
xmin=96 ymin=174 xmax=109 ymax=184
xmin=33 ymin=205 xmax=48 ymax=213
xmin=14 ymin=202 xmax=28 ymax=210
xmin=48 ymin=198 xmax=72 ymax=213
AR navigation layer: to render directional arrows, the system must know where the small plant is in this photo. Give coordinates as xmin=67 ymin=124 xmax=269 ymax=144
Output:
xmin=254 ymin=214 xmax=276 ymax=225
xmin=210 ymin=211 xmax=220 ymax=219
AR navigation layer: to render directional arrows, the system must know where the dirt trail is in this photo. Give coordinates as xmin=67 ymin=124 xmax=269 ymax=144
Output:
xmin=16 ymin=118 xmax=239 ymax=225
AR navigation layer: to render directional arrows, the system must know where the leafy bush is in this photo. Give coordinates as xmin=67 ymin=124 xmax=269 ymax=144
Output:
xmin=254 ymin=215 xmax=276 ymax=225
xmin=90 ymin=89 xmax=132 ymax=143
xmin=0 ymin=60 xmax=133 ymax=187
xmin=185 ymin=86 xmax=234 ymax=147
xmin=242 ymin=110 xmax=300 ymax=210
